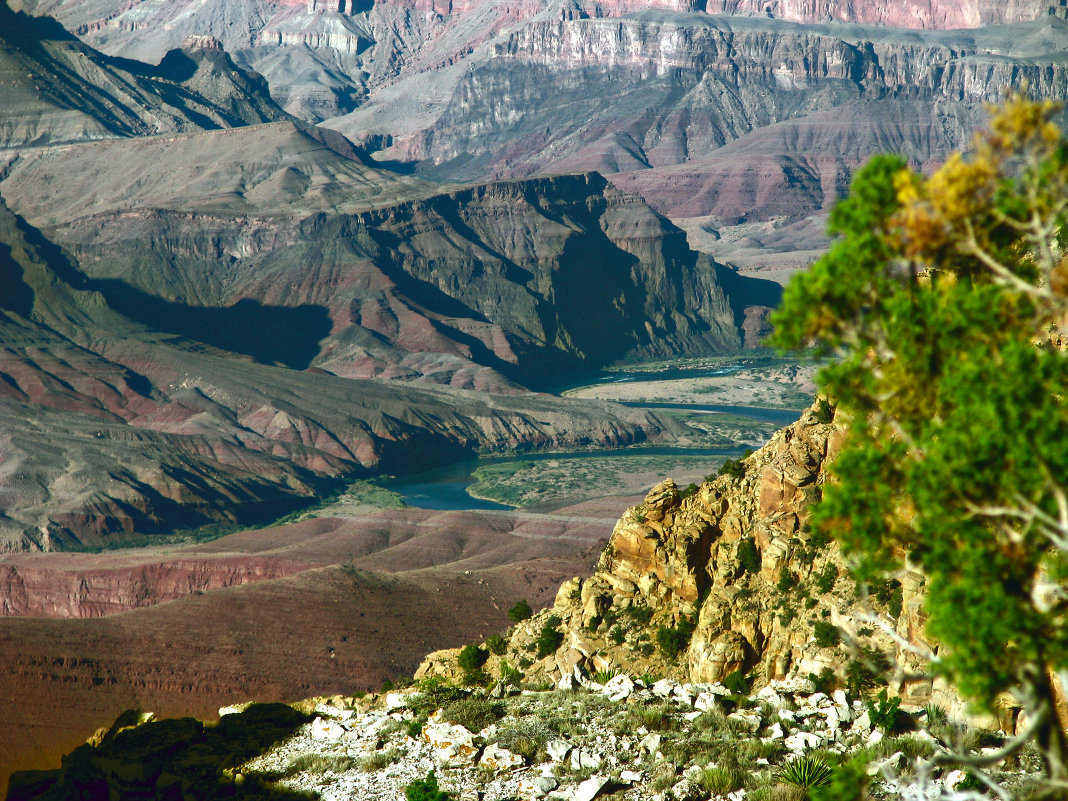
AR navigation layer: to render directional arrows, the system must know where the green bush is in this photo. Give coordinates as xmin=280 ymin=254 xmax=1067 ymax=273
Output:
xmin=655 ymin=617 xmax=695 ymax=660
xmin=815 ymin=563 xmax=837 ymax=594
xmin=845 ymin=647 xmax=887 ymax=697
xmin=808 ymin=667 xmax=836 ymax=695
xmin=922 ymin=703 xmax=949 ymax=728
xmin=776 ymin=568 xmax=797 ymax=593
xmin=405 ymin=771 xmax=452 ymax=801
xmin=814 ymin=398 xmax=835 ymax=424
xmin=873 ymin=579 xmax=903 ymax=619
xmin=736 ymin=538 xmax=760 ymax=574
xmin=507 ymin=600 xmax=533 ymax=623
xmin=457 ymin=644 xmax=488 ymax=672
xmin=813 ymin=621 xmax=840 ymax=648
xmin=697 ymin=765 xmax=744 ymax=795
xmin=808 ymin=756 xmax=869 ymax=801
xmin=622 ymin=605 xmax=654 ymax=625
xmin=718 ymin=458 xmax=746 ymax=480
xmin=485 ymin=635 xmax=507 ymax=655
xmin=441 ymin=697 xmax=504 ymax=733
xmin=609 ymin=625 xmax=625 ymax=645
xmin=536 ymin=616 xmax=564 ymax=658
xmin=681 ymin=482 xmax=700 ymax=499
xmin=722 ymin=668 xmax=752 ymax=696
xmin=358 ymin=748 xmax=399 ymax=772
xmin=866 ymin=689 xmax=902 ymax=733
xmin=406 ymin=715 xmax=427 ymax=739
xmin=408 ymin=678 xmax=468 ymax=715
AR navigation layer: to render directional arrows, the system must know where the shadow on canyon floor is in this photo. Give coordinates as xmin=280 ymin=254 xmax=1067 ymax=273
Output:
xmin=6 ymin=703 xmax=319 ymax=801
xmin=90 ymin=279 xmax=333 ymax=370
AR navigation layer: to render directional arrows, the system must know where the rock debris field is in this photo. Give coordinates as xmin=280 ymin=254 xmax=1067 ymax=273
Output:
xmin=234 ymin=674 xmax=1044 ymax=801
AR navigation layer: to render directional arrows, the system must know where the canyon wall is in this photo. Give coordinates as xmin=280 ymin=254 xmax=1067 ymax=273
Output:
xmin=705 ymin=0 xmax=1053 ymax=27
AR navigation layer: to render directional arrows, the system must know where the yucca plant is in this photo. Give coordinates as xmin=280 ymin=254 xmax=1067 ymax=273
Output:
xmin=921 ymin=703 xmax=949 ymax=728
xmin=777 ymin=755 xmax=833 ymax=791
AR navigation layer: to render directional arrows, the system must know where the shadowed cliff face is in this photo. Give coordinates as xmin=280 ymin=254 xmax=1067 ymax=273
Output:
xmin=1 ymin=135 xmax=746 ymax=388
xmin=0 ymin=190 xmax=699 ymax=552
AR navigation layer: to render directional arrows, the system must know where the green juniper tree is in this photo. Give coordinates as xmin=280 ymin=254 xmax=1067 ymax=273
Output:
xmin=773 ymin=97 xmax=1068 ymax=797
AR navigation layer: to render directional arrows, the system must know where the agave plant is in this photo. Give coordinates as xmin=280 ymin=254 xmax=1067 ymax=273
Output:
xmin=592 ymin=669 xmax=624 ymax=685
xmin=922 ymin=703 xmax=949 ymax=727
xmin=776 ymin=755 xmax=833 ymax=791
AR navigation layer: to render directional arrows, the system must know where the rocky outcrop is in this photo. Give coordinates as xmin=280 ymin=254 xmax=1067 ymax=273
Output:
xmin=424 ymin=402 xmax=989 ymax=725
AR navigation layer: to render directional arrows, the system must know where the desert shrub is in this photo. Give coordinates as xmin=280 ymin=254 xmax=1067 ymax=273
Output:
xmin=507 ymin=599 xmax=533 ymax=623
xmin=358 ymin=748 xmax=400 ymax=772
xmin=406 ymin=714 xmax=427 ymax=739
xmin=895 ymin=735 xmax=936 ymax=760
xmin=457 ymin=644 xmax=488 ymax=672
xmin=922 ymin=703 xmax=949 ymax=728
xmin=622 ymin=604 xmax=654 ymax=625
xmin=628 ymin=703 xmax=675 ymax=731
xmin=409 ymin=678 xmax=468 ymax=715
xmin=586 ymin=615 xmax=602 ymax=632
xmin=741 ymin=739 xmax=786 ymax=761
xmin=681 ymin=482 xmax=700 ymax=499
xmin=405 ymin=771 xmax=452 ymax=801
xmin=777 ymin=568 xmax=797 ymax=593
xmin=737 ymin=538 xmax=761 ymax=574
xmin=866 ymin=689 xmax=902 ymax=733
xmin=493 ymin=718 xmax=552 ymax=763
xmin=808 ymin=667 xmax=836 ymax=695
xmin=698 ymin=765 xmax=745 ymax=795
xmin=873 ymin=579 xmax=903 ymax=619
xmin=441 ymin=697 xmax=504 ymax=733
xmin=722 ymin=668 xmax=752 ymax=696
xmin=283 ymin=753 xmax=357 ymax=776
xmin=609 ymin=625 xmax=625 ymax=645
xmin=536 ymin=616 xmax=564 ymax=658
xmin=485 ymin=635 xmax=507 ymax=655
xmin=498 ymin=660 xmax=523 ymax=685
xmin=813 ymin=621 xmax=840 ymax=648
xmin=845 ymin=648 xmax=887 ymax=697
xmin=655 ymin=617 xmax=695 ymax=660
xmin=813 ymin=398 xmax=835 ymax=424
xmin=777 ymin=755 xmax=833 ymax=791
xmin=815 ymin=563 xmax=837 ymax=594
xmin=718 ymin=458 xmax=746 ymax=480
xmin=808 ymin=756 xmax=869 ymax=801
